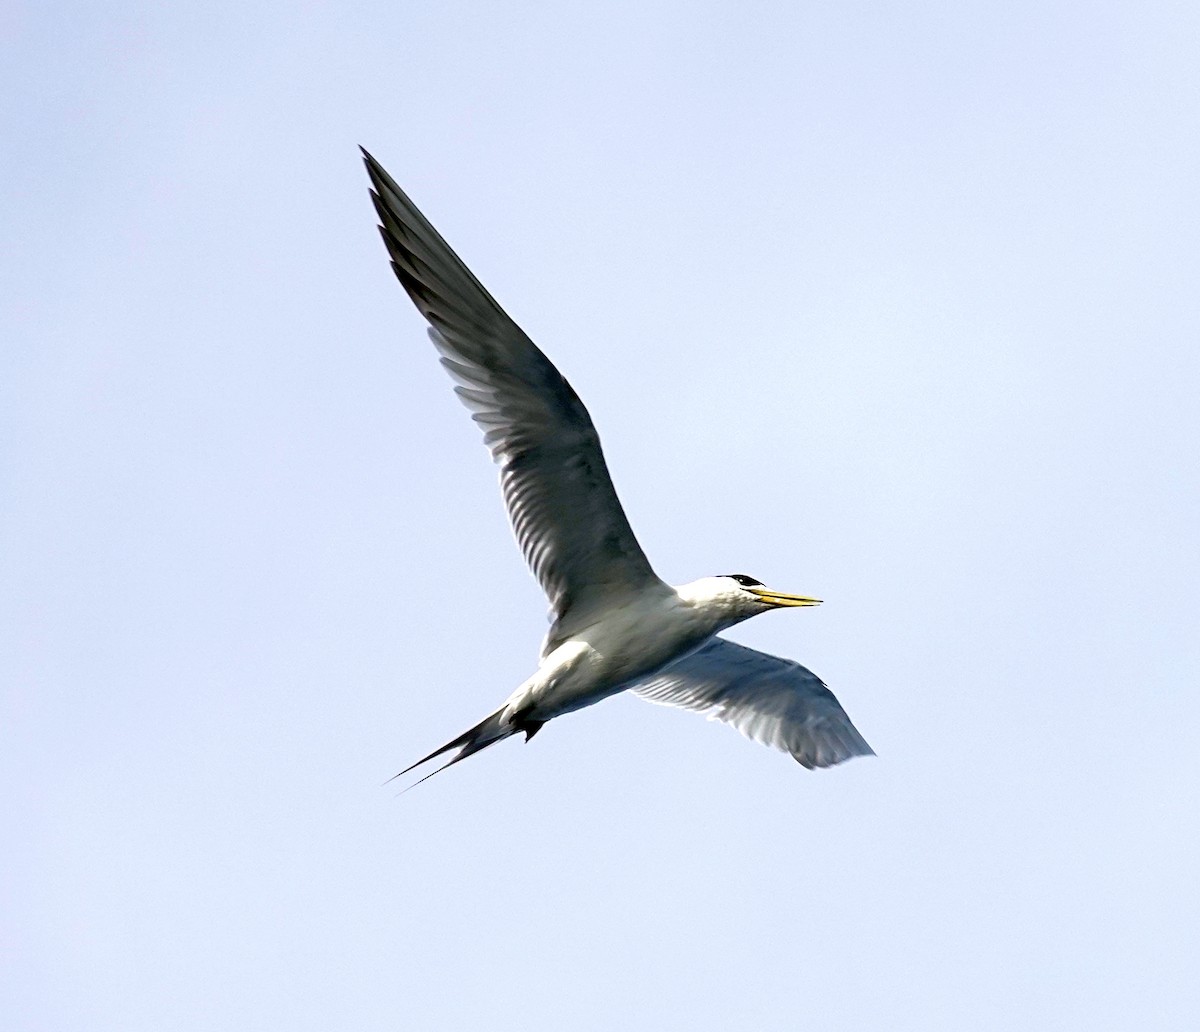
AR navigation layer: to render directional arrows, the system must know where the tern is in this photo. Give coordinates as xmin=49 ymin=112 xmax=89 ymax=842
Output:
xmin=363 ymin=149 xmax=873 ymax=786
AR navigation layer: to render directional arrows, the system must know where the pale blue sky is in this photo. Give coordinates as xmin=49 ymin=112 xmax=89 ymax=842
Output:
xmin=4 ymin=2 xmax=1198 ymax=1029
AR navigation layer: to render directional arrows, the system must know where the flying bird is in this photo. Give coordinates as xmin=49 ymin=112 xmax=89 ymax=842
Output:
xmin=363 ymin=149 xmax=872 ymax=786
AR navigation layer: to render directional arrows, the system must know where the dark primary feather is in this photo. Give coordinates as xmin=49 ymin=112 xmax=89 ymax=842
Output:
xmin=633 ymin=639 xmax=874 ymax=769
xmin=362 ymin=150 xmax=662 ymax=639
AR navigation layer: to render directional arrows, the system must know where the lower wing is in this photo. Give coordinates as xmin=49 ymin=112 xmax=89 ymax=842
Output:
xmin=632 ymin=638 xmax=874 ymax=770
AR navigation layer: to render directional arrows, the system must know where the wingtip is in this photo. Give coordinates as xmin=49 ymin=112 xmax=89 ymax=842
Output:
xmin=360 ymin=147 xmax=383 ymax=182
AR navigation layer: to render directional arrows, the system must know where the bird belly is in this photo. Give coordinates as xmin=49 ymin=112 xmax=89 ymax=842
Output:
xmin=510 ymin=601 xmax=714 ymax=723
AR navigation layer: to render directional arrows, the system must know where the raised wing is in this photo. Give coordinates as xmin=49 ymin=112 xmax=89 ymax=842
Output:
xmin=363 ymin=150 xmax=663 ymax=631
xmin=632 ymin=638 xmax=873 ymax=769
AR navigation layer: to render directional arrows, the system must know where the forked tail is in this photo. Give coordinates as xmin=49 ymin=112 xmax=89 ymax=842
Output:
xmin=390 ymin=709 xmax=517 ymax=791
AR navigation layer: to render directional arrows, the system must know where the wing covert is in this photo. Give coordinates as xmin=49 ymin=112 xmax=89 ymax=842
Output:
xmin=632 ymin=638 xmax=873 ymax=769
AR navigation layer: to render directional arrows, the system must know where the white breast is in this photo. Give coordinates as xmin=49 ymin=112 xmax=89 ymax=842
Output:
xmin=511 ymin=589 xmax=722 ymax=722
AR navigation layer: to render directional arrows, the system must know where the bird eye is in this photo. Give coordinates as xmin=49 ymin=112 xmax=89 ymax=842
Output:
xmin=725 ymin=574 xmax=763 ymax=587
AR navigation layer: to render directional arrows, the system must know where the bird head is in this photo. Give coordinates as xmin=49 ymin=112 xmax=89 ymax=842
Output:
xmin=720 ymin=573 xmax=822 ymax=611
xmin=683 ymin=574 xmax=822 ymax=624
